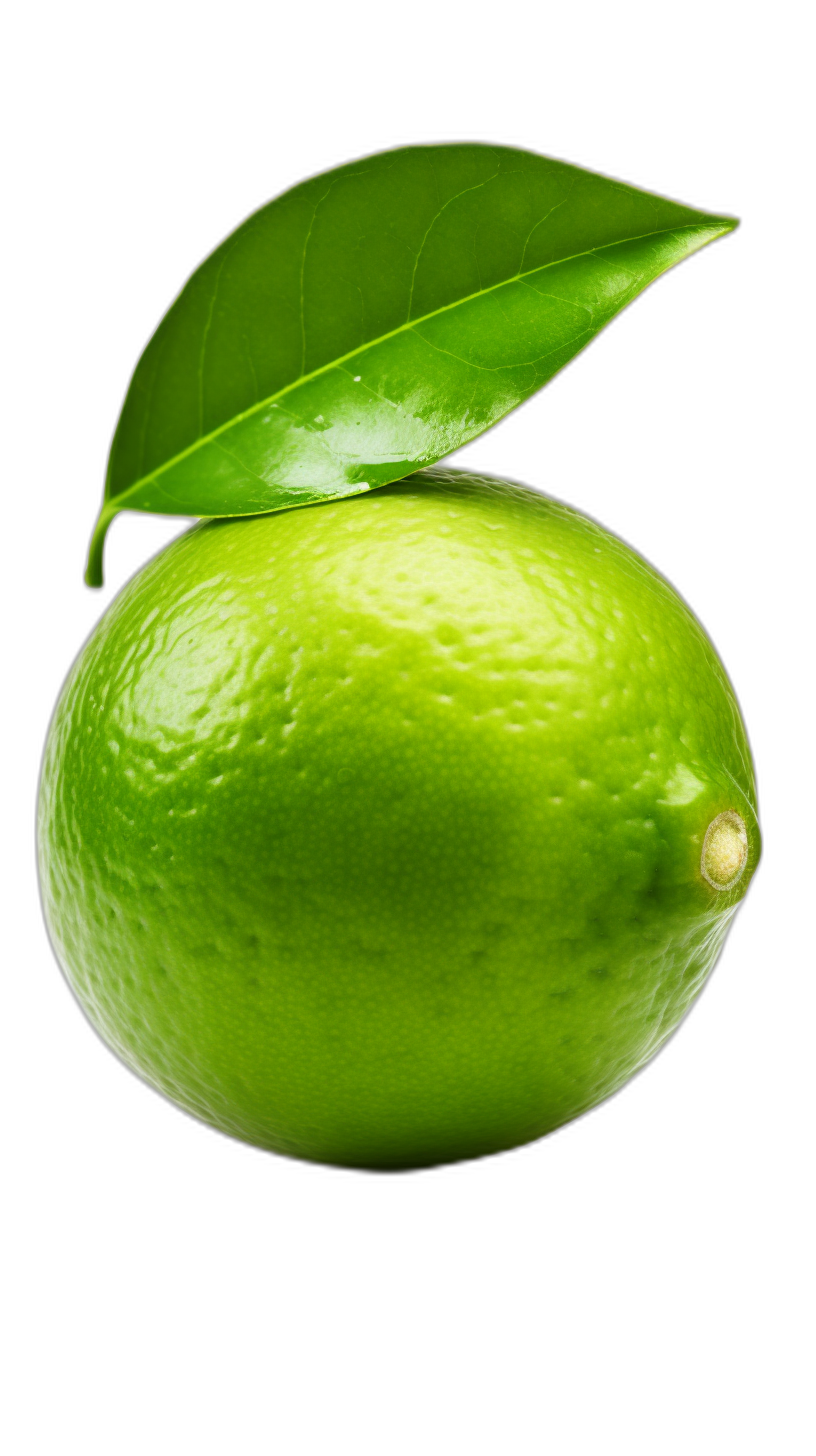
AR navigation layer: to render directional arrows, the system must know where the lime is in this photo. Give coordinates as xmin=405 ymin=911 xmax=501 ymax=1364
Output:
xmin=38 ymin=469 xmax=760 ymax=1169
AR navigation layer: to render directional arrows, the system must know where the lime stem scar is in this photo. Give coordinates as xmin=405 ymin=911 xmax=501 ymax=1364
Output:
xmin=701 ymin=810 xmax=748 ymax=891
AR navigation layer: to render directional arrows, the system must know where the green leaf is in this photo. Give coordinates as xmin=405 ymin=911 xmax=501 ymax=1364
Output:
xmin=87 ymin=144 xmax=737 ymax=585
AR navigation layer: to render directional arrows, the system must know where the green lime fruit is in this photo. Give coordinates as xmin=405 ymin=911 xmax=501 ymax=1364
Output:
xmin=38 ymin=468 xmax=759 ymax=1169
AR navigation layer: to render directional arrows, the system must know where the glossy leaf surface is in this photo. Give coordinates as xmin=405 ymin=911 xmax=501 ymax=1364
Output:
xmin=87 ymin=145 xmax=736 ymax=583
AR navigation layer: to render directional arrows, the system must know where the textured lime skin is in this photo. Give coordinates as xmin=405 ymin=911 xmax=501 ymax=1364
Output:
xmin=39 ymin=469 xmax=760 ymax=1169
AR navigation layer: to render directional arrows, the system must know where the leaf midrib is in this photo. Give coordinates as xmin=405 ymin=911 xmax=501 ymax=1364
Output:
xmin=108 ymin=220 xmax=729 ymax=509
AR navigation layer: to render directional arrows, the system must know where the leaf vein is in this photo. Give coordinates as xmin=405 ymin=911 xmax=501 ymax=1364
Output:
xmin=406 ymin=168 xmax=501 ymax=322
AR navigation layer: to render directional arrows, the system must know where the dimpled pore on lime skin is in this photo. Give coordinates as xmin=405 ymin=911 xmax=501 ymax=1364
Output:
xmin=38 ymin=469 xmax=760 ymax=1169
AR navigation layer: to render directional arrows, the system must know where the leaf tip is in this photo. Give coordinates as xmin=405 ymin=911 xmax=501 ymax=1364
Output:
xmin=713 ymin=213 xmax=740 ymax=237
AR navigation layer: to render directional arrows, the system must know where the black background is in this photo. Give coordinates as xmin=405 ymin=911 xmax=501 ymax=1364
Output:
xmin=23 ymin=102 xmax=775 ymax=1228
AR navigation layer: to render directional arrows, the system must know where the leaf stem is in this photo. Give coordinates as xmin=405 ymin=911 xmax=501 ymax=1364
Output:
xmin=85 ymin=503 xmax=117 ymax=588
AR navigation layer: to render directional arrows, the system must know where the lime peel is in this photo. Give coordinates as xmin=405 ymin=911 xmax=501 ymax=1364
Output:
xmin=40 ymin=470 xmax=761 ymax=1169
